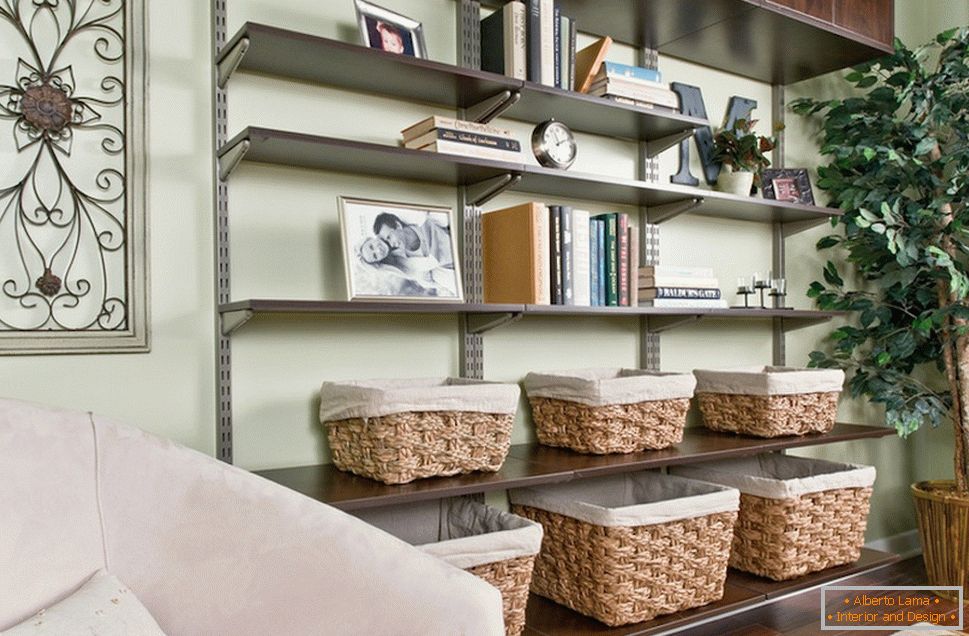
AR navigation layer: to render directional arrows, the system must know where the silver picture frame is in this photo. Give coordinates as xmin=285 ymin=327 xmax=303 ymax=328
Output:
xmin=339 ymin=197 xmax=464 ymax=303
xmin=353 ymin=0 xmax=428 ymax=59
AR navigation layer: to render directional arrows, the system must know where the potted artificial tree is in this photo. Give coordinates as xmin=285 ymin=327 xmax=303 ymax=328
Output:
xmin=712 ymin=118 xmax=776 ymax=196
xmin=793 ymin=28 xmax=969 ymax=599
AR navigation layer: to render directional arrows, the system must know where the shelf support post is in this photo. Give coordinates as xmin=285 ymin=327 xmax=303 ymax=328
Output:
xmin=216 ymin=36 xmax=250 ymax=88
xmin=638 ymin=42 xmax=662 ymax=371
xmin=772 ymin=83 xmax=786 ymax=366
xmin=466 ymin=90 xmax=521 ymax=124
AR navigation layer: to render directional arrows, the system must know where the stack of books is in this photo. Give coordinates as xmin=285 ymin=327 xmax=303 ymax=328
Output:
xmin=481 ymin=202 xmax=641 ymax=307
xmin=480 ymin=0 xmax=577 ymax=90
xmin=638 ymin=266 xmax=726 ymax=308
xmin=587 ymin=61 xmax=680 ymax=111
xmin=401 ymin=116 xmax=522 ymax=163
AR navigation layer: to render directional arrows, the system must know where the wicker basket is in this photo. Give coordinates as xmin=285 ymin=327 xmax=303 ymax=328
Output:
xmin=320 ymin=378 xmax=520 ymax=484
xmin=509 ymin=472 xmax=739 ymax=626
xmin=674 ymin=454 xmax=875 ymax=581
xmin=693 ymin=366 xmax=845 ymax=438
xmin=353 ymin=498 xmax=543 ymax=636
xmin=523 ymin=368 xmax=696 ymax=454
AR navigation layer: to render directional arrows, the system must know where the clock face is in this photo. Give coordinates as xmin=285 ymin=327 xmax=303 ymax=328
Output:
xmin=533 ymin=120 xmax=576 ymax=169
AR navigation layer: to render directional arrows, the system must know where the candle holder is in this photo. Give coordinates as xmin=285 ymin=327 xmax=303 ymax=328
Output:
xmin=753 ymin=272 xmax=771 ymax=309
xmin=770 ymin=277 xmax=792 ymax=310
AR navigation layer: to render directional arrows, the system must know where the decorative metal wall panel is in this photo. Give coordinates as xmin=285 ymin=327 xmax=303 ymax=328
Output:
xmin=0 ymin=0 xmax=148 ymax=353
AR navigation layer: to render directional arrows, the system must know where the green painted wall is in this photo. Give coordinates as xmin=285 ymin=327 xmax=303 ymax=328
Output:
xmin=1 ymin=0 xmax=967 ymax=542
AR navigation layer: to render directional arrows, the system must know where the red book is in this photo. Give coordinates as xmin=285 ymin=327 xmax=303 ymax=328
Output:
xmin=617 ymin=213 xmax=629 ymax=306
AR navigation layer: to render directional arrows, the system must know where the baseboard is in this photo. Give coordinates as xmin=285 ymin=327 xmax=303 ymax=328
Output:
xmin=866 ymin=529 xmax=922 ymax=559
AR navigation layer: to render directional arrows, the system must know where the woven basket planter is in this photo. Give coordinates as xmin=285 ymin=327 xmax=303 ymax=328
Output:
xmin=354 ymin=498 xmax=543 ymax=636
xmin=694 ymin=366 xmax=845 ymax=438
xmin=509 ymin=472 xmax=739 ymax=626
xmin=674 ymin=454 xmax=875 ymax=581
xmin=523 ymin=368 xmax=696 ymax=454
xmin=320 ymin=378 xmax=520 ymax=484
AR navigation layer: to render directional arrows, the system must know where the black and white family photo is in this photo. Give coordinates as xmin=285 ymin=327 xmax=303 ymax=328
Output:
xmin=339 ymin=197 xmax=463 ymax=301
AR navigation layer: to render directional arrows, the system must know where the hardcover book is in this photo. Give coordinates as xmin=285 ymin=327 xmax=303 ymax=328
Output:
xmin=417 ymin=140 xmax=522 ymax=163
xmin=640 ymin=287 xmax=723 ymax=300
xmin=572 ymin=209 xmax=591 ymax=306
xmin=560 ymin=205 xmax=574 ymax=305
xmin=549 ymin=205 xmax=563 ymax=304
xmin=574 ymin=35 xmax=612 ymax=93
xmin=589 ymin=217 xmax=600 ymax=306
xmin=405 ymin=128 xmax=522 ymax=153
xmin=596 ymin=213 xmax=619 ymax=306
xmin=526 ymin=0 xmax=542 ymax=83
xmin=617 ymin=213 xmax=629 ymax=306
xmin=540 ymin=0 xmax=555 ymax=86
xmin=402 ymin=116 xmax=513 ymax=141
xmin=640 ymin=298 xmax=729 ymax=308
xmin=553 ymin=4 xmax=561 ymax=88
xmin=480 ymin=2 xmax=526 ymax=80
xmin=628 ymin=227 xmax=639 ymax=307
xmin=482 ymin=202 xmax=551 ymax=304
xmin=599 ymin=61 xmax=663 ymax=83
xmin=596 ymin=219 xmax=606 ymax=306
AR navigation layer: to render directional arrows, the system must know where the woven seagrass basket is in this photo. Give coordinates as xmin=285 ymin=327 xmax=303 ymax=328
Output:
xmin=320 ymin=378 xmax=520 ymax=484
xmin=674 ymin=455 xmax=875 ymax=581
xmin=509 ymin=472 xmax=739 ymax=626
xmin=694 ymin=366 xmax=845 ymax=438
xmin=523 ymin=369 xmax=696 ymax=454
xmin=354 ymin=498 xmax=543 ymax=636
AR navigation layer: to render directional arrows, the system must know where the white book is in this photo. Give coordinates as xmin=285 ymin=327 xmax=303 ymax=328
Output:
xmin=402 ymin=116 xmax=513 ymax=142
xmin=640 ymin=298 xmax=729 ymax=308
xmin=509 ymin=1 xmax=527 ymax=81
xmin=405 ymin=128 xmax=522 ymax=152
xmin=571 ymin=209 xmax=591 ymax=306
xmin=536 ymin=205 xmax=551 ymax=305
xmin=418 ymin=140 xmax=522 ymax=163
xmin=640 ymin=265 xmax=715 ymax=278
xmin=639 ymin=276 xmax=721 ymax=289
xmin=588 ymin=82 xmax=680 ymax=109
xmin=540 ymin=0 xmax=554 ymax=86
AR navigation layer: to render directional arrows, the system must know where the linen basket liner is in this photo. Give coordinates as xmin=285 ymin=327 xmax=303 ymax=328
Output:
xmin=319 ymin=377 xmax=521 ymax=423
xmin=672 ymin=454 xmax=876 ymax=500
xmin=693 ymin=366 xmax=845 ymax=396
xmin=523 ymin=368 xmax=696 ymax=406
xmin=352 ymin=497 xmax=543 ymax=570
xmin=509 ymin=471 xmax=739 ymax=528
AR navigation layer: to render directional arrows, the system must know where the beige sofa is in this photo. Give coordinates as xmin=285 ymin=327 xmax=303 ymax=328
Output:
xmin=0 ymin=398 xmax=504 ymax=634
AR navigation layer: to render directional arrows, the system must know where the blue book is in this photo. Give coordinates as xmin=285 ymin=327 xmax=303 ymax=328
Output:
xmin=589 ymin=218 xmax=600 ymax=306
xmin=600 ymin=61 xmax=662 ymax=83
xmin=596 ymin=218 xmax=606 ymax=306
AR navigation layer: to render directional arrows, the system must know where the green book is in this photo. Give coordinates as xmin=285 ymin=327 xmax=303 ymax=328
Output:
xmin=596 ymin=213 xmax=619 ymax=306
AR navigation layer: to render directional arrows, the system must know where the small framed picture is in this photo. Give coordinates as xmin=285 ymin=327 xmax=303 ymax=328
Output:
xmin=761 ymin=168 xmax=815 ymax=205
xmin=354 ymin=0 xmax=427 ymax=58
xmin=339 ymin=197 xmax=464 ymax=302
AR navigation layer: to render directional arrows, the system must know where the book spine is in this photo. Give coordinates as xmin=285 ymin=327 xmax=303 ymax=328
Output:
xmin=403 ymin=116 xmax=513 ymax=141
xmin=526 ymin=0 xmax=542 ymax=83
xmin=540 ymin=0 xmax=554 ymax=86
xmin=549 ymin=205 xmax=562 ymax=304
xmin=511 ymin=1 xmax=527 ymax=80
xmin=600 ymin=61 xmax=663 ymax=83
xmin=560 ymin=204 xmax=573 ymax=305
xmin=643 ymin=298 xmax=728 ymax=308
xmin=651 ymin=287 xmax=722 ymax=299
xmin=420 ymin=141 xmax=521 ymax=163
xmin=597 ymin=220 xmax=606 ymax=306
xmin=628 ymin=226 xmax=639 ymax=308
xmin=535 ymin=204 xmax=551 ymax=304
xmin=479 ymin=9 xmax=505 ymax=76
xmin=617 ymin=213 xmax=629 ymax=307
xmin=433 ymin=129 xmax=521 ymax=152
xmin=568 ymin=17 xmax=577 ymax=91
xmin=589 ymin=218 xmax=599 ymax=306
xmin=601 ymin=214 xmax=618 ymax=306
xmin=572 ymin=209 xmax=590 ymax=306
xmin=553 ymin=3 xmax=561 ymax=89
xmin=590 ymin=84 xmax=680 ymax=109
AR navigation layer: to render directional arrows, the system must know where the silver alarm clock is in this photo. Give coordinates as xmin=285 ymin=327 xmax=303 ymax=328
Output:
xmin=532 ymin=119 xmax=577 ymax=170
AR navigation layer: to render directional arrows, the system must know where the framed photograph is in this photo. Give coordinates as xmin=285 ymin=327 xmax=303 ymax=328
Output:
xmin=354 ymin=0 xmax=427 ymax=58
xmin=761 ymin=168 xmax=815 ymax=205
xmin=339 ymin=197 xmax=464 ymax=302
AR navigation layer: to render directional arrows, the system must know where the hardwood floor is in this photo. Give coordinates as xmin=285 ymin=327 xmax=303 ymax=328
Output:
xmin=685 ymin=557 xmax=965 ymax=636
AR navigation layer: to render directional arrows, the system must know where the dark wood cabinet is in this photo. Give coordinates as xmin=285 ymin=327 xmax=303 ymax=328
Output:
xmin=764 ymin=0 xmax=834 ymax=22
xmin=834 ymin=0 xmax=894 ymax=45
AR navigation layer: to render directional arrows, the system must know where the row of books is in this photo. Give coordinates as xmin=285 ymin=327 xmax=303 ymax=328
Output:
xmin=480 ymin=0 xmax=577 ymax=90
xmin=401 ymin=116 xmax=522 ymax=163
xmin=482 ymin=202 xmax=642 ymax=307
xmin=638 ymin=266 xmax=727 ymax=308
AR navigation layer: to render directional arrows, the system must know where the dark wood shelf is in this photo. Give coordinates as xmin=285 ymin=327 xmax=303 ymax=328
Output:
xmin=218 ymin=23 xmax=708 ymax=143
xmin=524 ymin=549 xmax=901 ymax=635
xmin=254 ymin=424 xmax=892 ymax=511
xmin=220 ymin=128 xmax=842 ymax=227
xmin=544 ymin=0 xmax=892 ymax=84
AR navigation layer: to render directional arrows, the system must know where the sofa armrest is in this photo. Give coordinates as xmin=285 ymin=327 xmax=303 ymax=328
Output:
xmin=93 ymin=417 xmax=504 ymax=635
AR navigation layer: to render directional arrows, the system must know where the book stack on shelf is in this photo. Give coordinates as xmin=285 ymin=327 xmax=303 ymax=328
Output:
xmin=480 ymin=0 xmax=577 ymax=90
xmin=638 ymin=266 xmax=726 ymax=308
xmin=588 ymin=61 xmax=680 ymax=112
xmin=482 ymin=202 xmax=641 ymax=307
xmin=401 ymin=116 xmax=522 ymax=162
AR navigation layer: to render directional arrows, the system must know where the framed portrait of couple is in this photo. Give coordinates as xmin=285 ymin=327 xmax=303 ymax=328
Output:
xmin=339 ymin=197 xmax=464 ymax=302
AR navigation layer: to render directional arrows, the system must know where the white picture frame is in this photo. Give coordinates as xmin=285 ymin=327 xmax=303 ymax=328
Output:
xmin=354 ymin=0 xmax=428 ymax=59
xmin=339 ymin=197 xmax=464 ymax=302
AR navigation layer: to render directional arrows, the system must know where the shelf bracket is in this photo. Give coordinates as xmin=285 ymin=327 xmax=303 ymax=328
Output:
xmin=647 ymin=197 xmax=703 ymax=224
xmin=782 ymin=217 xmax=830 ymax=237
xmin=466 ymin=312 xmax=522 ymax=334
xmin=221 ymin=309 xmax=254 ymax=336
xmin=466 ymin=90 xmax=521 ymax=124
xmin=647 ymin=314 xmax=702 ymax=333
xmin=781 ymin=315 xmax=833 ymax=333
xmin=219 ymin=138 xmax=251 ymax=181
xmin=217 ymin=36 xmax=251 ymax=88
xmin=645 ymin=128 xmax=697 ymax=158
xmin=467 ymin=173 xmax=521 ymax=207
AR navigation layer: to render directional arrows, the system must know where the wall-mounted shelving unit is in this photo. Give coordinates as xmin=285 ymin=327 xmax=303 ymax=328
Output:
xmin=212 ymin=0 xmax=895 ymax=633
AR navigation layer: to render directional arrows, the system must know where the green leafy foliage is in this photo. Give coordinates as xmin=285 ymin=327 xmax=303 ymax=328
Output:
xmin=711 ymin=118 xmax=778 ymax=175
xmin=795 ymin=29 xmax=969 ymax=438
